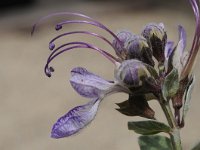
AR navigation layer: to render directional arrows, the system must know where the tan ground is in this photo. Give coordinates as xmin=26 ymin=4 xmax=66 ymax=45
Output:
xmin=0 ymin=1 xmax=200 ymax=150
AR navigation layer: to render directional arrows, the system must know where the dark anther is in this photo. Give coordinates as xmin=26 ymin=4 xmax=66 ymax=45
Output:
xmin=46 ymin=72 xmax=52 ymax=78
xmin=55 ymin=24 xmax=62 ymax=30
xmin=49 ymin=67 xmax=55 ymax=72
xmin=49 ymin=43 xmax=55 ymax=50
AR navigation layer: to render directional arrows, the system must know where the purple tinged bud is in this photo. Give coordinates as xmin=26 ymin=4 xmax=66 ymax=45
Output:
xmin=112 ymin=30 xmax=133 ymax=59
xmin=113 ymin=31 xmax=154 ymax=66
xmin=115 ymin=59 xmax=154 ymax=87
xmin=125 ymin=35 xmax=155 ymax=66
xmin=49 ymin=43 xmax=55 ymax=50
xmin=55 ymin=24 xmax=62 ymax=30
xmin=142 ymin=23 xmax=167 ymax=63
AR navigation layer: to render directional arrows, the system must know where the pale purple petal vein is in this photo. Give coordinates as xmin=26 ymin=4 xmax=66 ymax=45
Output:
xmin=51 ymin=98 xmax=101 ymax=138
xmin=70 ymin=67 xmax=114 ymax=98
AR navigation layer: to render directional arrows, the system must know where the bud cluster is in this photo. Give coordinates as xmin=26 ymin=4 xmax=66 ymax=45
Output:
xmin=112 ymin=23 xmax=168 ymax=119
xmin=113 ymin=18 xmax=196 ymax=123
xmin=113 ymin=23 xmax=167 ymax=65
xmin=113 ymin=23 xmax=166 ymax=90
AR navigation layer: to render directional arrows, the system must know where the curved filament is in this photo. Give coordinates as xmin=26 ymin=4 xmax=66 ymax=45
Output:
xmin=45 ymin=42 xmax=118 ymax=77
xmin=49 ymin=31 xmax=115 ymax=50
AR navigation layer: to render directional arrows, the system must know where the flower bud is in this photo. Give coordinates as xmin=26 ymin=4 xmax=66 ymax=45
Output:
xmin=112 ymin=30 xmax=133 ymax=59
xmin=125 ymin=35 xmax=155 ymax=66
xmin=115 ymin=59 xmax=156 ymax=87
xmin=142 ymin=23 xmax=167 ymax=62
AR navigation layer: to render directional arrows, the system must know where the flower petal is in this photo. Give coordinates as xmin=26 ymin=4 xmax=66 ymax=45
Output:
xmin=178 ymin=25 xmax=186 ymax=51
xmin=51 ymin=98 xmax=101 ymax=138
xmin=164 ymin=41 xmax=174 ymax=72
xmin=70 ymin=67 xmax=115 ymax=98
xmin=165 ymin=41 xmax=174 ymax=59
xmin=171 ymin=25 xmax=187 ymax=77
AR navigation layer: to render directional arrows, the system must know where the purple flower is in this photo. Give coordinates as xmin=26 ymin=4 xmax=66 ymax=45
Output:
xmin=32 ymin=12 xmax=158 ymax=138
xmin=50 ymin=61 xmax=157 ymax=138
xmin=52 ymin=67 xmax=129 ymax=138
xmin=32 ymin=0 xmax=200 ymax=139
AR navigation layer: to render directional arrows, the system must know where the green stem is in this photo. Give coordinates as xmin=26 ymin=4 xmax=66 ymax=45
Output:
xmin=159 ymin=100 xmax=176 ymax=128
xmin=159 ymin=99 xmax=182 ymax=150
xmin=170 ymin=129 xmax=182 ymax=150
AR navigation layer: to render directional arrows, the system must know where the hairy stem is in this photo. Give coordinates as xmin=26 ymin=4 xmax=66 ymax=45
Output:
xmin=159 ymin=98 xmax=182 ymax=150
xmin=170 ymin=129 xmax=182 ymax=150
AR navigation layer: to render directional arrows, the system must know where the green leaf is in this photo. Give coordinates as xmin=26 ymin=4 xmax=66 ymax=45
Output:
xmin=138 ymin=135 xmax=172 ymax=150
xmin=191 ymin=142 xmax=200 ymax=150
xmin=182 ymin=76 xmax=195 ymax=120
xmin=162 ymin=68 xmax=179 ymax=100
xmin=128 ymin=120 xmax=171 ymax=135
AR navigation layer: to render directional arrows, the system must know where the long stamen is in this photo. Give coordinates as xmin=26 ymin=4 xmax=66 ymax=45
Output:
xmin=181 ymin=0 xmax=200 ymax=79
xmin=191 ymin=0 xmax=199 ymax=21
xmin=45 ymin=45 xmax=84 ymax=77
xmin=31 ymin=12 xmax=123 ymax=48
xmin=31 ymin=12 xmax=93 ymax=36
xmin=45 ymin=42 xmax=118 ymax=77
xmin=50 ymin=42 xmax=118 ymax=62
xmin=48 ymin=41 xmax=118 ymax=62
xmin=55 ymin=20 xmax=123 ymax=47
xmin=49 ymin=31 xmax=115 ymax=50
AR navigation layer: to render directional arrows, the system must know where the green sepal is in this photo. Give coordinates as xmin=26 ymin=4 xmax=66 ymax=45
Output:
xmin=128 ymin=120 xmax=171 ymax=135
xmin=116 ymin=94 xmax=155 ymax=119
xmin=182 ymin=76 xmax=195 ymax=120
xmin=162 ymin=68 xmax=179 ymax=100
xmin=138 ymin=135 xmax=172 ymax=150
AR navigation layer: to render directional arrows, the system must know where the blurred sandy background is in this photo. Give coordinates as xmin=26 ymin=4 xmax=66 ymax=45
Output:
xmin=0 ymin=0 xmax=200 ymax=150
